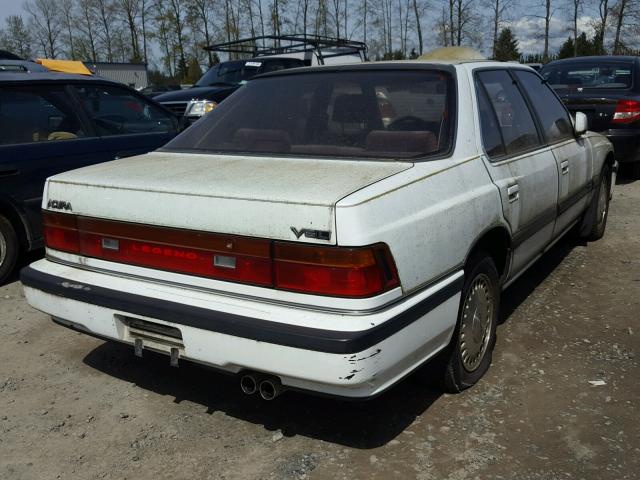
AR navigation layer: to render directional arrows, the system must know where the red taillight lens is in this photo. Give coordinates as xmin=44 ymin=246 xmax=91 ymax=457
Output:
xmin=43 ymin=211 xmax=400 ymax=298
xmin=612 ymin=99 xmax=640 ymax=124
xmin=43 ymin=211 xmax=80 ymax=253
xmin=273 ymin=243 xmax=399 ymax=297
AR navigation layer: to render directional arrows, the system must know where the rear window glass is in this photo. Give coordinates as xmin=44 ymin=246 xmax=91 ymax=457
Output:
xmin=541 ymin=62 xmax=633 ymax=89
xmin=164 ymin=70 xmax=454 ymax=160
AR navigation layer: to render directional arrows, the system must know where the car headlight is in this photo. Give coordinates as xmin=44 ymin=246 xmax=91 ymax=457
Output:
xmin=187 ymin=99 xmax=217 ymax=117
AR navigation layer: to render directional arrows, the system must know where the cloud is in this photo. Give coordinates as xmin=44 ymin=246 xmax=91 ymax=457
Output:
xmin=504 ymin=14 xmax=596 ymax=55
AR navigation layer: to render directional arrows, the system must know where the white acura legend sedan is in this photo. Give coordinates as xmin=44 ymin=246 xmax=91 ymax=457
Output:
xmin=22 ymin=60 xmax=615 ymax=400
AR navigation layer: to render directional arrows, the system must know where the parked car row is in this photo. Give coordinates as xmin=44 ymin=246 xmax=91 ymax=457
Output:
xmin=540 ymin=55 xmax=640 ymax=178
xmin=0 ymin=73 xmax=182 ymax=283
xmin=153 ymin=34 xmax=368 ymax=123
xmin=16 ymin=55 xmax=615 ymax=400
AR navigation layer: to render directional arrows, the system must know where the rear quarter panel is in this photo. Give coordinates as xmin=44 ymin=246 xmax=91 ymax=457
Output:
xmin=584 ymin=131 xmax=615 ymax=192
xmin=335 ymin=156 xmax=506 ymax=293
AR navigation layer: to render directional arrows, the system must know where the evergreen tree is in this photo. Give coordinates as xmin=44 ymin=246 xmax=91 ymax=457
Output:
xmin=557 ymin=32 xmax=597 ymax=59
xmin=493 ymin=28 xmax=520 ymax=61
xmin=557 ymin=37 xmax=575 ymax=59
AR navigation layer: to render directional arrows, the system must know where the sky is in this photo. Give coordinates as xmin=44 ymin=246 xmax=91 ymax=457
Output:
xmin=1 ymin=0 xmax=23 ymax=23
xmin=0 ymin=0 xmax=598 ymax=57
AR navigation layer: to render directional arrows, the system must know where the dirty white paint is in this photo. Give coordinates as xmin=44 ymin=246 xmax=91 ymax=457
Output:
xmin=29 ymin=60 xmax=615 ymax=398
xmin=45 ymin=152 xmax=412 ymax=244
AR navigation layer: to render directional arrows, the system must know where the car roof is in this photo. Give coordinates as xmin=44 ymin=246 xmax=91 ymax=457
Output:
xmin=544 ymin=55 xmax=638 ymax=66
xmin=0 ymin=71 xmax=123 ymax=84
xmin=0 ymin=59 xmax=49 ymax=72
xmin=256 ymin=59 xmax=531 ymax=79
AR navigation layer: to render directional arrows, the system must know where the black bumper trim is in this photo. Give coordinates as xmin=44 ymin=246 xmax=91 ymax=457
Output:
xmin=20 ymin=266 xmax=463 ymax=355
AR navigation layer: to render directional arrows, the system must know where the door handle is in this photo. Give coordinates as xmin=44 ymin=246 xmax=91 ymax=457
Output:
xmin=507 ymin=184 xmax=519 ymax=203
xmin=561 ymin=160 xmax=569 ymax=175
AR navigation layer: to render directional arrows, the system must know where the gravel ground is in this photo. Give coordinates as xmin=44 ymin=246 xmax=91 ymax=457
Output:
xmin=1 ymin=179 xmax=638 ymax=480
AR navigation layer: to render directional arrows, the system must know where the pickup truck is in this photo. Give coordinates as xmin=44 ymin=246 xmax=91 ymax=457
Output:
xmin=21 ymin=61 xmax=615 ymax=400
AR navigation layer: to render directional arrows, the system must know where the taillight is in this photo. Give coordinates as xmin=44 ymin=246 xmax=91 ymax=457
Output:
xmin=612 ymin=99 xmax=640 ymax=124
xmin=43 ymin=211 xmax=80 ymax=253
xmin=42 ymin=211 xmax=400 ymax=298
xmin=273 ymin=243 xmax=399 ymax=297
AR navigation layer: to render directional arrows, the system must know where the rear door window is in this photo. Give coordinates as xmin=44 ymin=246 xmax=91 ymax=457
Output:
xmin=73 ymin=84 xmax=177 ymax=136
xmin=260 ymin=59 xmax=305 ymax=73
xmin=514 ymin=70 xmax=573 ymax=144
xmin=0 ymin=85 xmax=87 ymax=146
xmin=476 ymin=70 xmax=542 ymax=156
xmin=475 ymin=82 xmax=506 ymax=159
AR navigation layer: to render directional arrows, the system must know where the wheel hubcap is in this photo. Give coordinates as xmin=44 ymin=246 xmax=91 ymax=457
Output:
xmin=460 ymin=274 xmax=494 ymax=372
xmin=0 ymin=230 xmax=6 ymax=267
xmin=597 ymin=175 xmax=610 ymax=227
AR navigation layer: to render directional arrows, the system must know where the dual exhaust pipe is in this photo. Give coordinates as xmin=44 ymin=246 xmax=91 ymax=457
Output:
xmin=240 ymin=373 xmax=283 ymax=401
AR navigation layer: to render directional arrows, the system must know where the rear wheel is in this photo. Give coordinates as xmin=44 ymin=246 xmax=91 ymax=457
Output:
xmin=580 ymin=164 xmax=611 ymax=241
xmin=441 ymin=254 xmax=500 ymax=393
xmin=0 ymin=214 xmax=19 ymax=284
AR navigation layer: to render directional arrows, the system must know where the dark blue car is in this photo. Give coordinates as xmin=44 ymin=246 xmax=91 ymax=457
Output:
xmin=0 ymin=72 xmax=181 ymax=282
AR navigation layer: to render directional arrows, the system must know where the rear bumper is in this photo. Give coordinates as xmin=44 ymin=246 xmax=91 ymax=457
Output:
xmin=602 ymin=129 xmax=640 ymax=163
xmin=21 ymin=259 xmax=462 ymax=398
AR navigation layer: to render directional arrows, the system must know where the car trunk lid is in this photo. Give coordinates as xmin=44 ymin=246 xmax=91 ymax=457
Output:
xmin=44 ymin=151 xmax=412 ymax=245
xmin=555 ymin=88 xmax=634 ymax=131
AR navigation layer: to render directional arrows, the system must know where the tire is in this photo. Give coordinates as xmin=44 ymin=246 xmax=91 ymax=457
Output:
xmin=0 ymin=214 xmax=19 ymax=284
xmin=441 ymin=254 xmax=500 ymax=393
xmin=630 ymin=162 xmax=640 ymax=180
xmin=580 ymin=164 xmax=612 ymax=241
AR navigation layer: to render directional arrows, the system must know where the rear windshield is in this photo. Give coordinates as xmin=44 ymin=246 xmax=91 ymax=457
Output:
xmin=541 ymin=61 xmax=634 ymax=89
xmin=195 ymin=61 xmax=261 ymax=87
xmin=164 ymin=70 xmax=454 ymax=160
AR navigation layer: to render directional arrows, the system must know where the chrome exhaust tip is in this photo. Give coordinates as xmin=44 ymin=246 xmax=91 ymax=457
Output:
xmin=240 ymin=374 xmax=258 ymax=395
xmin=258 ymin=378 xmax=282 ymax=401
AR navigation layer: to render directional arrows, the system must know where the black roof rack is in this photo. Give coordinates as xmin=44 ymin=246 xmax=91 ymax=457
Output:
xmin=204 ymin=34 xmax=368 ymax=63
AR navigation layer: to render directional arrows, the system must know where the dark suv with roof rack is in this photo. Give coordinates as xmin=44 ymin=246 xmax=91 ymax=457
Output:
xmin=0 ymin=72 xmax=181 ymax=283
xmin=541 ymin=55 xmax=640 ymax=178
xmin=154 ymin=34 xmax=367 ymax=124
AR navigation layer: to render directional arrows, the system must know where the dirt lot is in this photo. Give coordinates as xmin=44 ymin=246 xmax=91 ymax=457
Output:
xmin=1 ymin=179 xmax=638 ymax=480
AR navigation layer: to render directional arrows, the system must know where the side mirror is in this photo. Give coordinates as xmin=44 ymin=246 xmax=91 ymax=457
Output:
xmin=574 ymin=111 xmax=588 ymax=135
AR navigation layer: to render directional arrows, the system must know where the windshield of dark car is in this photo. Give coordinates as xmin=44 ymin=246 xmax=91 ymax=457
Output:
xmin=541 ymin=62 xmax=634 ymax=89
xmin=195 ymin=61 xmax=261 ymax=87
xmin=164 ymin=70 xmax=454 ymax=160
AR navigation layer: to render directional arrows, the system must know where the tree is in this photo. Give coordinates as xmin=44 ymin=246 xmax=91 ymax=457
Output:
xmin=25 ymin=0 xmax=62 ymax=58
xmin=411 ymin=0 xmax=424 ymax=55
xmin=168 ymin=0 xmax=189 ymax=79
xmin=568 ymin=0 xmax=583 ymax=57
xmin=76 ymin=0 xmax=99 ymax=62
xmin=593 ymin=0 xmax=609 ymax=54
xmin=184 ymin=56 xmax=203 ymax=83
xmin=0 ymin=15 xmax=34 ymax=59
xmin=532 ymin=0 xmax=556 ymax=62
xmin=188 ymin=0 xmax=216 ymax=67
xmin=557 ymin=31 xmax=597 ymax=58
xmin=485 ymin=0 xmax=514 ymax=59
xmin=95 ymin=0 xmax=116 ymax=61
xmin=446 ymin=0 xmax=480 ymax=47
xmin=611 ymin=0 xmax=629 ymax=54
xmin=493 ymin=27 xmax=519 ymax=61
xmin=119 ymin=0 xmax=142 ymax=62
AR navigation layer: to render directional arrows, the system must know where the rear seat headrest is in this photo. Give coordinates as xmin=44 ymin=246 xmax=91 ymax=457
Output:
xmin=365 ymin=130 xmax=438 ymax=154
xmin=233 ymin=128 xmax=291 ymax=153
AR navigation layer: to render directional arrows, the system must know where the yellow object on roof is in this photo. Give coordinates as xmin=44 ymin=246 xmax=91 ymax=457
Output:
xmin=418 ymin=46 xmax=486 ymax=62
xmin=36 ymin=59 xmax=92 ymax=75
